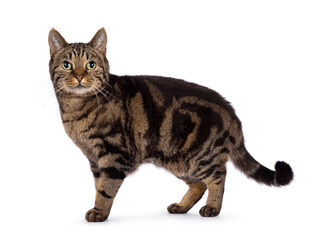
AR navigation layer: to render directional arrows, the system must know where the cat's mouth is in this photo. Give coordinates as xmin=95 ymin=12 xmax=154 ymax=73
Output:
xmin=63 ymin=78 xmax=96 ymax=95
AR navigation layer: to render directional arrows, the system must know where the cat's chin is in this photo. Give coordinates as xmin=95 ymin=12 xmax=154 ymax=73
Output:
xmin=66 ymin=86 xmax=95 ymax=97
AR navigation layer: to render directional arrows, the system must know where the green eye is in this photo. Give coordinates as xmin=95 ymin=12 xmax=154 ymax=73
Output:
xmin=86 ymin=61 xmax=96 ymax=70
xmin=62 ymin=61 xmax=72 ymax=70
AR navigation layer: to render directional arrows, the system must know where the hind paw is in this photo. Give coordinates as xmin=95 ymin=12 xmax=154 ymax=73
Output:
xmin=199 ymin=205 xmax=220 ymax=217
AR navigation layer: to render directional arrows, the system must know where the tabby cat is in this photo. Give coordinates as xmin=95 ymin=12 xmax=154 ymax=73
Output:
xmin=48 ymin=28 xmax=293 ymax=222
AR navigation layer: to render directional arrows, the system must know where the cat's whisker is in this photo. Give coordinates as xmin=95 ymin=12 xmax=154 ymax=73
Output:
xmin=55 ymin=86 xmax=68 ymax=99
xmin=55 ymin=86 xmax=66 ymax=95
xmin=36 ymin=88 xmax=54 ymax=103
xmin=35 ymin=83 xmax=61 ymax=117
xmin=92 ymin=85 xmax=110 ymax=102
xmin=36 ymin=81 xmax=53 ymax=90
xmin=101 ymin=83 xmax=120 ymax=101
xmin=91 ymin=86 xmax=101 ymax=111
xmin=35 ymin=82 xmax=55 ymax=100
xmin=92 ymin=85 xmax=119 ymax=116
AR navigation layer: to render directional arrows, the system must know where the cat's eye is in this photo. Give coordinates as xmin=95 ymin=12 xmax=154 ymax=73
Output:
xmin=62 ymin=61 xmax=72 ymax=70
xmin=86 ymin=61 xmax=96 ymax=70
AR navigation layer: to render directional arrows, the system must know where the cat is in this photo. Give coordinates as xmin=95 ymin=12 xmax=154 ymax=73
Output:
xmin=48 ymin=28 xmax=293 ymax=222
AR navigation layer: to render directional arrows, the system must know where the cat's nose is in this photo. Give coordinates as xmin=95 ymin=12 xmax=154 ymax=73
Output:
xmin=75 ymin=75 xmax=84 ymax=82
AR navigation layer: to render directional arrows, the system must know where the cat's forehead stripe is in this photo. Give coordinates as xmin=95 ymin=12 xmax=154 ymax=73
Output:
xmin=67 ymin=52 xmax=73 ymax=60
xmin=67 ymin=43 xmax=85 ymax=57
xmin=63 ymin=44 xmax=93 ymax=60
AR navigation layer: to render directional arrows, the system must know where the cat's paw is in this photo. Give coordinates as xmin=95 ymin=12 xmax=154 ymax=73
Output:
xmin=199 ymin=205 xmax=220 ymax=217
xmin=85 ymin=208 xmax=108 ymax=222
xmin=167 ymin=203 xmax=188 ymax=214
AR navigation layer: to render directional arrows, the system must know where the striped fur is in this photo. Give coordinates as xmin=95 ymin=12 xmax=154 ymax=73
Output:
xmin=48 ymin=28 xmax=294 ymax=222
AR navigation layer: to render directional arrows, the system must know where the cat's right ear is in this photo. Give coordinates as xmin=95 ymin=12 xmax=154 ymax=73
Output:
xmin=89 ymin=28 xmax=107 ymax=56
xmin=48 ymin=28 xmax=68 ymax=57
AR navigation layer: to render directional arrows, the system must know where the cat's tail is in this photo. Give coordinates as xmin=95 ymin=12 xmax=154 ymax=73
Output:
xmin=230 ymin=142 xmax=293 ymax=186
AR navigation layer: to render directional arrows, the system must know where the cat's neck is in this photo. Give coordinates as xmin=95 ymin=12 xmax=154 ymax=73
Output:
xmin=57 ymin=94 xmax=97 ymax=115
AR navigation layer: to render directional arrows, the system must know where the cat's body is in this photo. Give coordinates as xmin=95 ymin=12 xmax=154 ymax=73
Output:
xmin=48 ymin=28 xmax=293 ymax=222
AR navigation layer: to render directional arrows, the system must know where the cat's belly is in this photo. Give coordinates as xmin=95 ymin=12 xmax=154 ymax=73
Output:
xmin=144 ymin=156 xmax=188 ymax=177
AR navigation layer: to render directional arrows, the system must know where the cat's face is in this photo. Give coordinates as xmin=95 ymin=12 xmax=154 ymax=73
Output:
xmin=48 ymin=28 xmax=109 ymax=97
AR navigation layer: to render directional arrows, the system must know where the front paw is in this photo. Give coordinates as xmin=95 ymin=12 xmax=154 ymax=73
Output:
xmin=85 ymin=208 xmax=108 ymax=222
xmin=167 ymin=203 xmax=188 ymax=214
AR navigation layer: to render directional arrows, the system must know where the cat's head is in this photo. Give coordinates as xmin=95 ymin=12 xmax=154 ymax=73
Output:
xmin=48 ymin=28 xmax=110 ymax=97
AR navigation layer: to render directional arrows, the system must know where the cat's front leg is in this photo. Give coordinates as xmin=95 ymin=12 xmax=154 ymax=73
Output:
xmin=85 ymin=176 xmax=123 ymax=222
xmin=86 ymin=159 xmax=127 ymax=222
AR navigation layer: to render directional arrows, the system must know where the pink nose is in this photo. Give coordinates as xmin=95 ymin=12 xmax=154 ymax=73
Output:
xmin=76 ymin=75 xmax=83 ymax=82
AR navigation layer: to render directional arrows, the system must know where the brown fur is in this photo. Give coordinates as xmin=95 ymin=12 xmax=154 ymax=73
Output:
xmin=48 ymin=28 xmax=294 ymax=222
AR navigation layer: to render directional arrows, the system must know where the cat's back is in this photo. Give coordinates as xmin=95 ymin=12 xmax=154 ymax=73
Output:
xmin=110 ymin=74 xmax=238 ymax=119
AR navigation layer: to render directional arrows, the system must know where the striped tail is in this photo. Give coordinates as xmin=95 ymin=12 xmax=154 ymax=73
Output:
xmin=231 ymin=142 xmax=293 ymax=186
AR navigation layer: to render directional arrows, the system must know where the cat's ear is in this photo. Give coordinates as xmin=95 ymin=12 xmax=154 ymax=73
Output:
xmin=48 ymin=28 xmax=68 ymax=57
xmin=89 ymin=28 xmax=107 ymax=55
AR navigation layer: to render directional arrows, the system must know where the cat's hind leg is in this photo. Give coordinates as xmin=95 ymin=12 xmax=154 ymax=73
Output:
xmin=167 ymin=179 xmax=207 ymax=214
xmin=199 ymin=165 xmax=226 ymax=217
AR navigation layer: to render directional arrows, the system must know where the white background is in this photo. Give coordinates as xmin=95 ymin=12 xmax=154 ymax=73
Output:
xmin=1 ymin=0 xmax=319 ymax=239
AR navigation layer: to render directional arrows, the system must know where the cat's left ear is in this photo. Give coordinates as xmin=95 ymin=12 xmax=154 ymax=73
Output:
xmin=89 ymin=28 xmax=107 ymax=56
